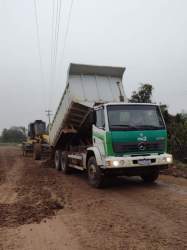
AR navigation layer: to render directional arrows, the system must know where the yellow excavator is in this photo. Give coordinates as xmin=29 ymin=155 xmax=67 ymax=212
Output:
xmin=22 ymin=120 xmax=49 ymax=160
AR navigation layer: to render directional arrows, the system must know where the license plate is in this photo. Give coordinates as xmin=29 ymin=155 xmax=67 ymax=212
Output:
xmin=138 ymin=159 xmax=151 ymax=166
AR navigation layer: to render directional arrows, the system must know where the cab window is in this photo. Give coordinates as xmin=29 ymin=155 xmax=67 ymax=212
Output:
xmin=96 ymin=109 xmax=105 ymax=129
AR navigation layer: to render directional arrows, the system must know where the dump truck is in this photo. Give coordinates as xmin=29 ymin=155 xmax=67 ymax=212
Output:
xmin=47 ymin=63 xmax=173 ymax=188
xmin=22 ymin=120 xmax=49 ymax=160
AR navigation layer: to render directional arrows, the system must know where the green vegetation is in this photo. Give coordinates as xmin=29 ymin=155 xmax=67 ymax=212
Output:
xmin=129 ymin=84 xmax=153 ymax=103
xmin=129 ymin=84 xmax=187 ymax=162
xmin=0 ymin=127 xmax=26 ymax=144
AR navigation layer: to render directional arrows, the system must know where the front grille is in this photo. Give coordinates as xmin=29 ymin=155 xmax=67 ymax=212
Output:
xmin=113 ymin=141 xmax=165 ymax=154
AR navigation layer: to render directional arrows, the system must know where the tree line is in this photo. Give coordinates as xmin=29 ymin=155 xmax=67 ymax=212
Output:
xmin=0 ymin=127 xmax=26 ymax=143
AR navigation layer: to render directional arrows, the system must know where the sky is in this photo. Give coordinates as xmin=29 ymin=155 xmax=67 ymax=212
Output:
xmin=0 ymin=0 xmax=187 ymax=133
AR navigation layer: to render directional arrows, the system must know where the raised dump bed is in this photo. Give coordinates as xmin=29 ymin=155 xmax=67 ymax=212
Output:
xmin=49 ymin=63 xmax=126 ymax=147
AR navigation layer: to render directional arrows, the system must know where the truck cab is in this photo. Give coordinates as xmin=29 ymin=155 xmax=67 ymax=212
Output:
xmin=86 ymin=103 xmax=172 ymax=187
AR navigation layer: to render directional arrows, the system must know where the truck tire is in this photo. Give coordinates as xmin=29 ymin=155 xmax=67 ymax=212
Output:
xmin=55 ymin=150 xmax=61 ymax=171
xmin=33 ymin=143 xmax=41 ymax=160
xmin=141 ymin=169 xmax=159 ymax=183
xmin=22 ymin=146 xmax=26 ymax=156
xmin=61 ymin=152 xmax=71 ymax=174
xmin=87 ymin=156 xmax=104 ymax=188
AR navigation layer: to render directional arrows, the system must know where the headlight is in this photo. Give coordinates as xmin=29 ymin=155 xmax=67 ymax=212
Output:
xmin=166 ymin=156 xmax=173 ymax=164
xmin=106 ymin=160 xmax=124 ymax=167
xmin=113 ymin=160 xmax=120 ymax=167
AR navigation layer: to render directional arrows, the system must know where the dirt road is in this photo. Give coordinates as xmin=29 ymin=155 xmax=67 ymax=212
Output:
xmin=0 ymin=146 xmax=187 ymax=250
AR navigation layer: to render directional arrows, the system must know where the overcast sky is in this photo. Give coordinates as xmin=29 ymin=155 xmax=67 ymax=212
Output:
xmin=0 ymin=0 xmax=187 ymax=132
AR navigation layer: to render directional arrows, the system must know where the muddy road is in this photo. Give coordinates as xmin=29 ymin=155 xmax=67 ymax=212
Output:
xmin=0 ymin=146 xmax=187 ymax=250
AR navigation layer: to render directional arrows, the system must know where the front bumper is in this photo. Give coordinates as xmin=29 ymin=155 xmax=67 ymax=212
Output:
xmin=102 ymin=153 xmax=173 ymax=169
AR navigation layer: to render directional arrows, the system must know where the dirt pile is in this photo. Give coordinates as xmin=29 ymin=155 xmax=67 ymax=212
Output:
xmin=0 ymin=148 xmax=64 ymax=228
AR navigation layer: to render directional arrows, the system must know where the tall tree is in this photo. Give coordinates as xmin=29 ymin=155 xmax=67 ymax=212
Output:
xmin=159 ymin=104 xmax=187 ymax=160
xmin=129 ymin=83 xmax=153 ymax=103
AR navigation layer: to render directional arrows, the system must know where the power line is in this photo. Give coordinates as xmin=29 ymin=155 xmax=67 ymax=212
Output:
xmin=54 ymin=0 xmax=62 ymax=68
xmin=52 ymin=0 xmax=63 ymax=83
xmin=52 ymin=0 xmax=59 ymax=73
xmin=60 ymin=0 xmax=74 ymax=66
xmin=49 ymin=0 xmax=63 ymax=108
xmin=48 ymin=0 xmax=74 ymax=110
xmin=49 ymin=0 xmax=74 ymax=109
xmin=49 ymin=0 xmax=57 ymax=108
xmin=33 ymin=0 xmax=46 ymax=110
xmin=50 ymin=0 xmax=56 ymax=85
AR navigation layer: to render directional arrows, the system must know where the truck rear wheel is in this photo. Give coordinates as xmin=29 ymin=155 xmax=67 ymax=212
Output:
xmin=87 ymin=157 xmax=104 ymax=188
xmin=141 ymin=169 xmax=159 ymax=183
xmin=33 ymin=143 xmax=41 ymax=160
xmin=61 ymin=152 xmax=71 ymax=174
xmin=55 ymin=150 xmax=61 ymax=171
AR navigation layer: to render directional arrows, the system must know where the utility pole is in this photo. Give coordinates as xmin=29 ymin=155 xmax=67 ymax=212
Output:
xmin=45 ymin=110 xmax=53 ymax=126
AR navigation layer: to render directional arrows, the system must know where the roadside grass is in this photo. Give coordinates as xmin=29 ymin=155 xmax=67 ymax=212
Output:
xmin=0 ymin=143 xmax=21 ymax=147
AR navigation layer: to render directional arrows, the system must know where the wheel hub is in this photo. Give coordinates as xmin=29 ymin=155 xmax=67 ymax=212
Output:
xmin=89 ymin=164 xmax=97 ymax=179
xmin=55 ymin=152 xmax=59 ymax=168
xmin=61 ymin=158 xmax=65 ymax=170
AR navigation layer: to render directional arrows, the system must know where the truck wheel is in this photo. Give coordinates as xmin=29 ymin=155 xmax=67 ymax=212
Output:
xmin=87 ymin=157 xmax=104 ymax=188
xmin=55 ymin=150 xmax=61 ymax=171
xmin=141 ymin=169 xmax=159 ymax=183
xmin=33 ymin=143 xmax=41 ymax=160
xmin=22 ymin=144 xmax=27 ymax=156
xmin=61 ymin=152 xmax=71 ymax=174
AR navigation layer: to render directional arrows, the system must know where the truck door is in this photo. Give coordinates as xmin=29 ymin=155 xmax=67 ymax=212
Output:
xmin=93 ymin=108 xmax=106 ymax=157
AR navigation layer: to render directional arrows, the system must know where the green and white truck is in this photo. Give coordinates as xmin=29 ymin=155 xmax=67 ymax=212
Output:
xmin=49 ymin=63 xmax=173 ymax=187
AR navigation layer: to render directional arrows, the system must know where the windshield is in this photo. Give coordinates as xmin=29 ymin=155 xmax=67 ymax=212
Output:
xmin=107 ymin=105 xmax=165 ymax=131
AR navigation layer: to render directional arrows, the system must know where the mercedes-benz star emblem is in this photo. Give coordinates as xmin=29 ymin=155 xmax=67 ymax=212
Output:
xmin=138 ymin=143 xmax=146 ymax=151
